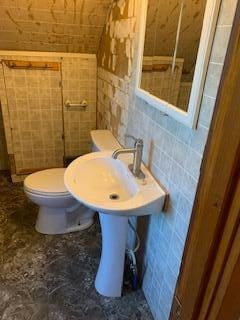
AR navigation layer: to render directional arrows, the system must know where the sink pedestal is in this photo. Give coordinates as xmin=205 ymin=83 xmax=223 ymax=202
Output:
xmin=95 ymin=212 xmax=128 ymax=297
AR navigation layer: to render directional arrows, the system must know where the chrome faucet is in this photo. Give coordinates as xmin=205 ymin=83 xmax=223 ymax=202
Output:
xmin=112 ymin=135 xmax=145 ymax=179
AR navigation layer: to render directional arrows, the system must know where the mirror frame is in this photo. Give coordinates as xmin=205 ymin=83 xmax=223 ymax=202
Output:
xmin=135 ymin=0 xmax=221 ymax=128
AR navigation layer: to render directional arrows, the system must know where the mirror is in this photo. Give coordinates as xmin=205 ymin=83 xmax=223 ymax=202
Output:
xmin=136 ymin=0 xmax=220 ymax=128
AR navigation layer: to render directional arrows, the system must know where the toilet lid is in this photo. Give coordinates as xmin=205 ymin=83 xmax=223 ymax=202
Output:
xmin=91 ymin=130 xmax=121 ymax=151
xmin=24 ymin=168 xmax=70 ymax=196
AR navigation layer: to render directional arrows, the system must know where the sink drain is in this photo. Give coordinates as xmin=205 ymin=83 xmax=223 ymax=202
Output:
xmin=109 ymin=193 xmax=120 ymax=200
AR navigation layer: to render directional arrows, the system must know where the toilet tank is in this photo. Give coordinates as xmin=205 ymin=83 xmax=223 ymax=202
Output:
xmin=90 ymin=130 xmax=121 ymax=152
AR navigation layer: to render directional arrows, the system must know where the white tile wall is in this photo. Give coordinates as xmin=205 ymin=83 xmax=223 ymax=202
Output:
xmin=128 ymin=1 xmax=237 ymax=318
xmin=97 ymin=0 xmax=238 ymax=319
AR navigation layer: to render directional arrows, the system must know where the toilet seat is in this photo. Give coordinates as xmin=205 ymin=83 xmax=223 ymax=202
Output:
xmin=25 ymin=188 xmax=70 ymax=198
xmin=24 ymin=168 xmax=70 ymax=197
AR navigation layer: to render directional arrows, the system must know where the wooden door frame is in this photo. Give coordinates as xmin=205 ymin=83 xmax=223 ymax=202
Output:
xmin=170 ymin=1 xmax=240 ymax=319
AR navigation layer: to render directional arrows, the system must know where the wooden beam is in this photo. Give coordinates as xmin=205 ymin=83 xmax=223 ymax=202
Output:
xmin=142 ymin=63 xmax=179 ymax=72
xmin=2 ymin=60 xmax=60 ymax=71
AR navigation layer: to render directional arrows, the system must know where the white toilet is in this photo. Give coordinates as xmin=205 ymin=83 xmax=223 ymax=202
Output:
xmin=24 ymin=130 xmax=121 ymax=235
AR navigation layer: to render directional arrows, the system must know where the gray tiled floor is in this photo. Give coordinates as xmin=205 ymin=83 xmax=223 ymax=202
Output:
xmin=0 ymin=172 xmax=153 ymax=320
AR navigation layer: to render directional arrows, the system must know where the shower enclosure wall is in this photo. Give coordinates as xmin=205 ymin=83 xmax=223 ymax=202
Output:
xmin=0 ymin=52 xmax=96 ymax=180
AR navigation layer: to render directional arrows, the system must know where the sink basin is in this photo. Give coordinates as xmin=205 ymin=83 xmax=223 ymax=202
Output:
xmin=64 ymin=151 xmax=166 ymax=217
xmin=64 ymin=151 xmax=167 ymax=298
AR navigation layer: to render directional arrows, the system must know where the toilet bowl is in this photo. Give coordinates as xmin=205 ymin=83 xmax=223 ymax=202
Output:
xmin=24 ymin=168 xmax=94 ymax=234
xmin=24 ymin=130 xmax=121 ymax=235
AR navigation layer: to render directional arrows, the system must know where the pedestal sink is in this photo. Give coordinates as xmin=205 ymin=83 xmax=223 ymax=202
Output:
xmin=64 ymin=151 xmax=166 ymax=297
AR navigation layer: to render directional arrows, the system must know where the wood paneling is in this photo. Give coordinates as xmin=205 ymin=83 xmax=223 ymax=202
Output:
xmin=216 ymin=251 xmax=240 ymax=320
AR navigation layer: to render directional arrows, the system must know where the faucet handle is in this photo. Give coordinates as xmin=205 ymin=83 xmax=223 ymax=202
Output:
xmin=125 ymin=134 xmax=137 ymax=141
xmin=125 ymin=134 xmax=139 ymax=147
xmin=125 ymin=134 xmax=143 ymax=146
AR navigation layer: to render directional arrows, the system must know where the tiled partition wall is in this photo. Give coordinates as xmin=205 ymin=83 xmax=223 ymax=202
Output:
xmin=2 ymin=58 xmax=64 ymax=172
xmin=141 ymin=57 xmax=184 ymax=106
xmin=0 ymin=52 xmax=96 ymax=178
xmin=62 ymin=57 xmax=97 ymax=156
xmin=177 ymin=82 xmax=192 ymax=112
xmin=97 ymin=0 xmax=237 ymax=319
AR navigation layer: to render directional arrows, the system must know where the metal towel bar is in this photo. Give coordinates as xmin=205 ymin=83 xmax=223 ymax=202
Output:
xmin=65 ymin=100 xmax=87 ymax=109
